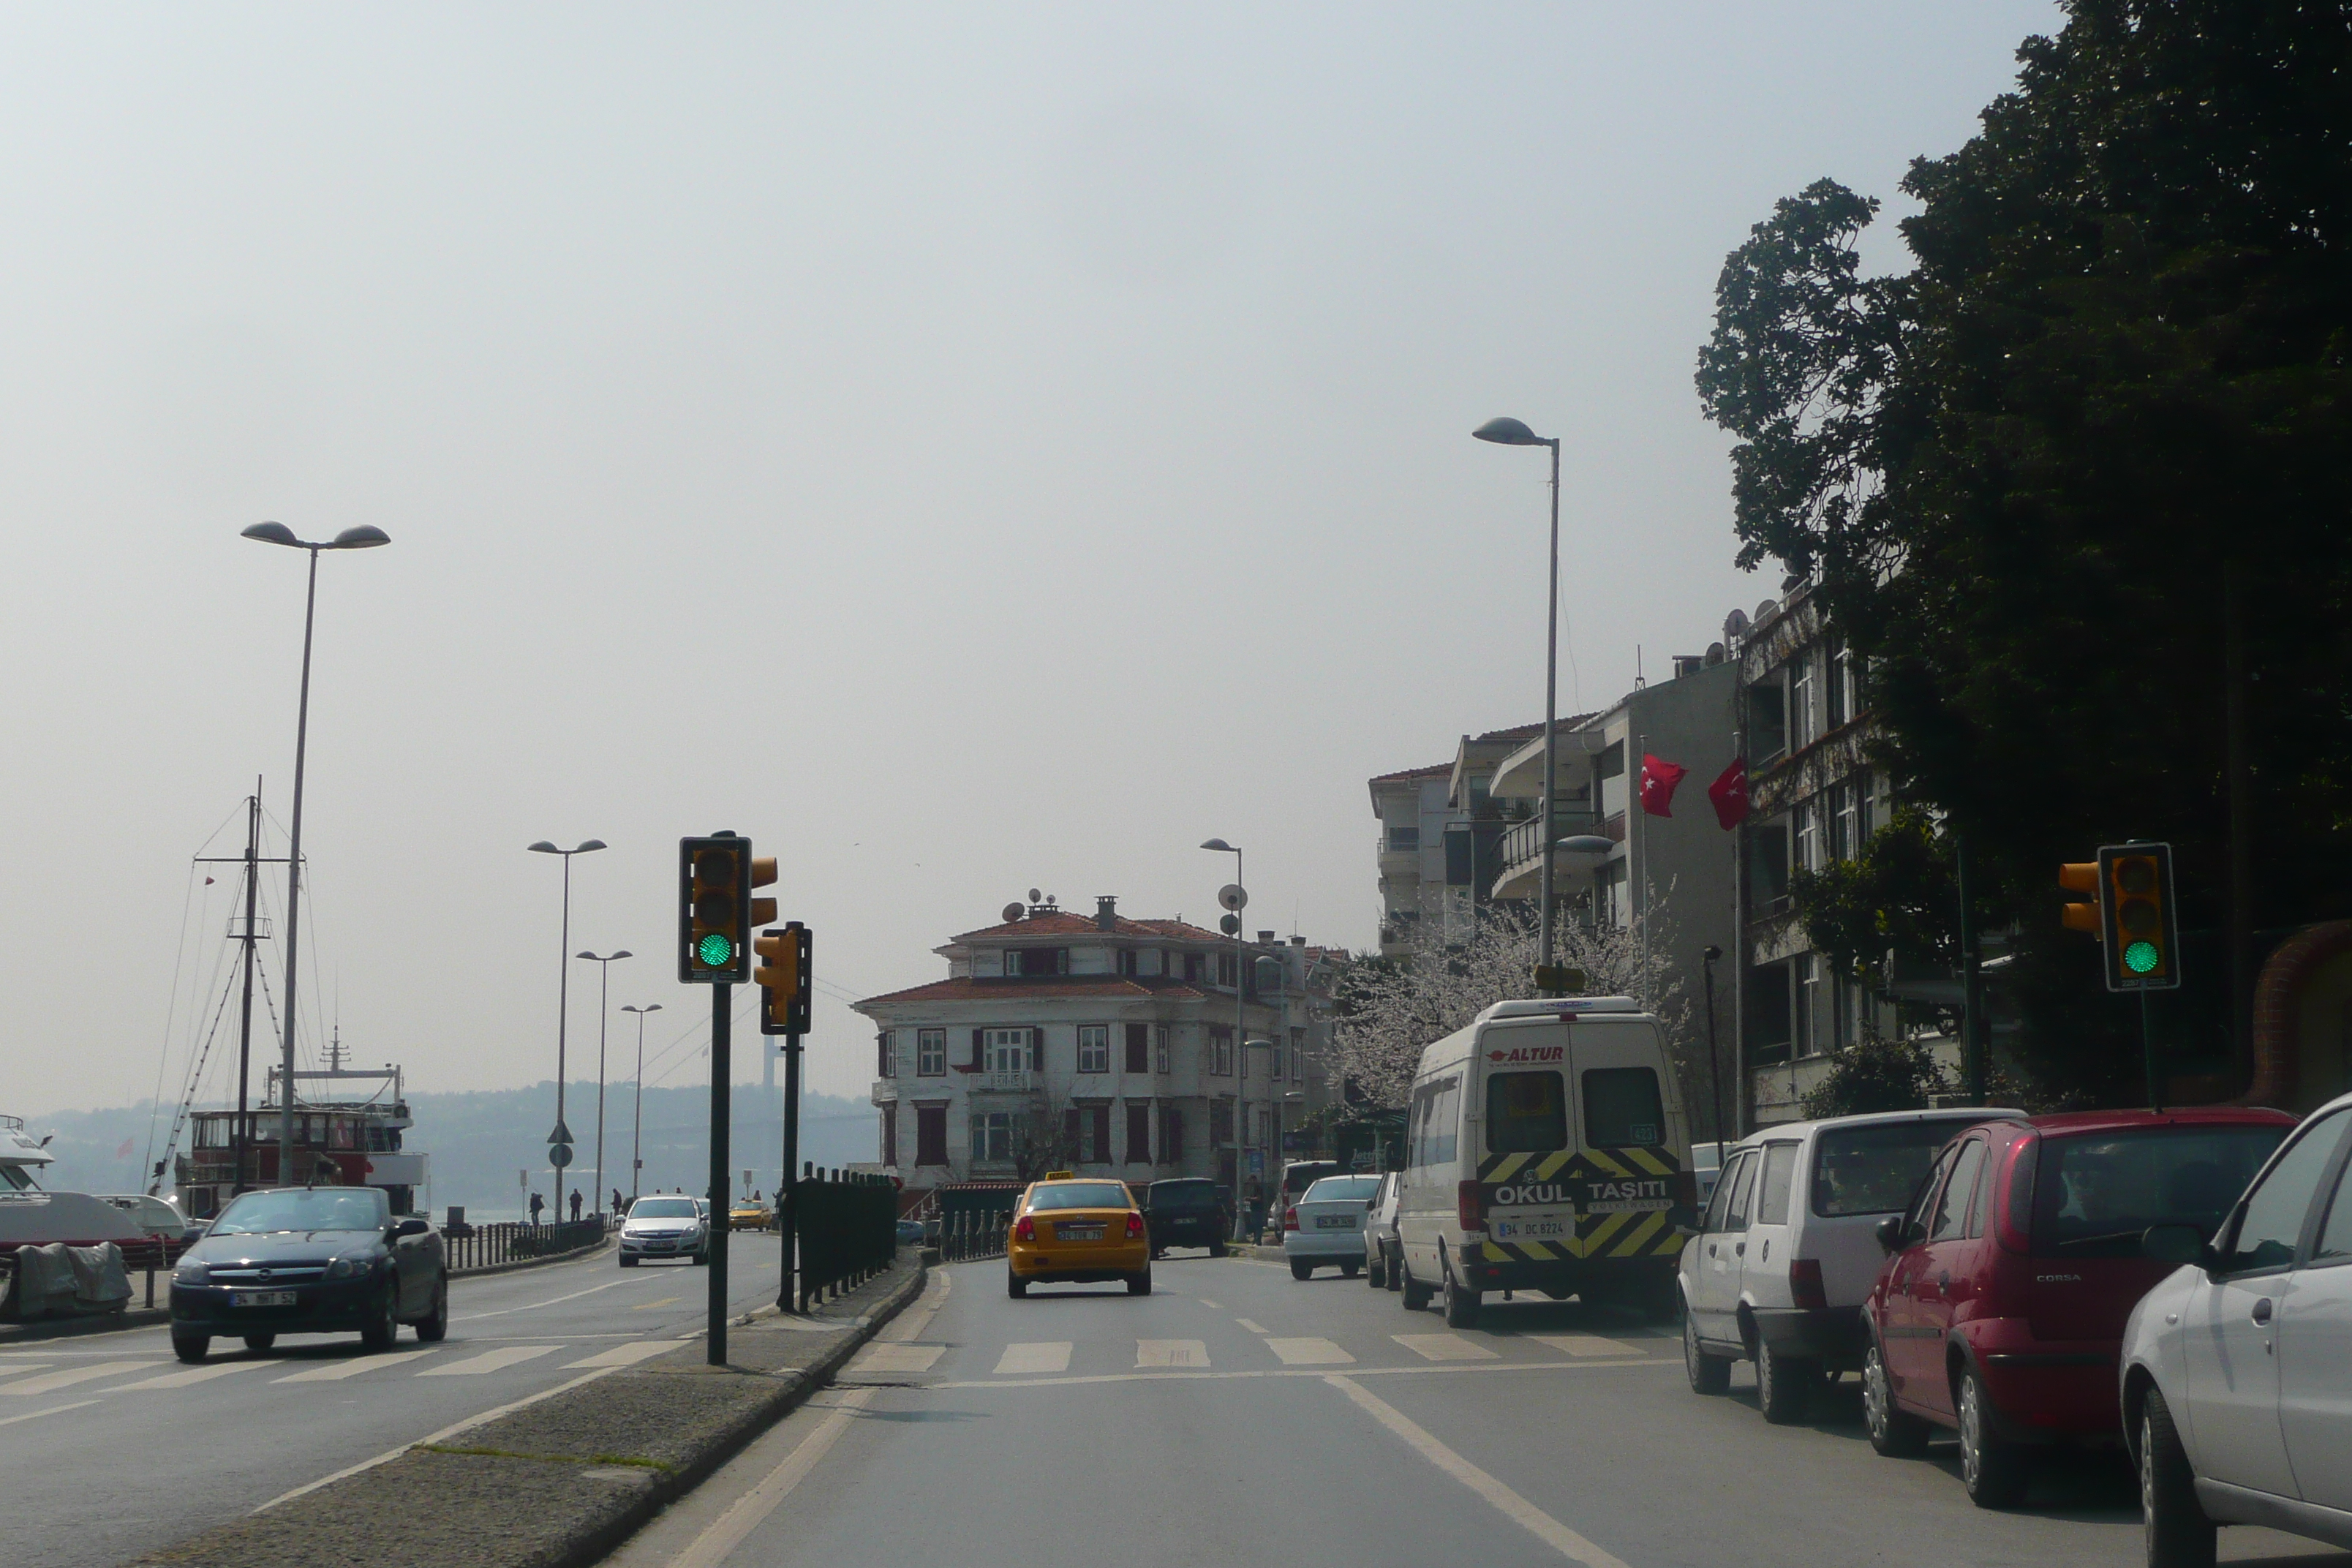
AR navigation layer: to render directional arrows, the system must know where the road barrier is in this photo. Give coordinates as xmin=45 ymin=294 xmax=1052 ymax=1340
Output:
xmin=936 ymin=1202 xmax=1013 ymax=1262
xmin=442 ymin=1215 xmax=613 ymax=1273
xmin=791 ymin=1166 xmax=896 ymax=1311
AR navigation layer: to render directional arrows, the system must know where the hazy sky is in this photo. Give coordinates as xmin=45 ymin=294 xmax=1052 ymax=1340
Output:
xmin=4 ymin=4 xmax=2063 ymax=1119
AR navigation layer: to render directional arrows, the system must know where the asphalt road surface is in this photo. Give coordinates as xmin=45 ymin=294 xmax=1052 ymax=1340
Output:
xmin=606 ymin=1252 xmax=2348 ymax=1568
xmin=0 ymin=1240 xmax=789 ymax=1568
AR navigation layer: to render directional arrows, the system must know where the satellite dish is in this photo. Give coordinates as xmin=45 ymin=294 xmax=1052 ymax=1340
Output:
xmin=1754 ymin=599 xmax=1777 ymax=625
xmin=1218 ymin=883 xmax=1248 ymax=912
xmin=1028 ymin=887 xmax=1041 ymax=903
xmin=1220 ymin=913 xmax=1241 ymax=935
xmin=1705 ymin=641 xmax=1727 ymax=666
xmin=1722 ymin=607 xmax=1749 ymax=641
xmin=1001 ymin=902 xmax=1025 ymax=924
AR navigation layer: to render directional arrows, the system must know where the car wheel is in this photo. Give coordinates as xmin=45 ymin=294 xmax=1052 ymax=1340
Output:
xmin=1289 ymin=1258 xmax=1313 ymax=1281
xmin=172 ymin=1333 xmax=209 ymax=1364
xmin=1441 ymin=1256 xmax=1482 ymax=1328
xmin=1006 ymin=1269 xmax=1028 ymax=1300
xmin=1684 ymin=1311 xmax=1730 ymax=1395
xmin=2141 ymin=1387 xmax=2216 ymax=1568
xmin=1756 ymin=1337 xmax=1818 ymax=1425
xmin=1958 ymin=1367 xmax=2029 ymax=1507
xmin=1384 ymin=1243 xmax=1403 ymax=1293
xmin=1863 ymin=1339 xmax=1929 ymax=1456
xmin=243 ymin=1333 xmax=276 ymax=1352
xmin=1127 ymin=1267 xmax=1152 ymax=1297
xmin=361 ymin=1280 xmax=399 ymax=1352
xmin=1365 ymin=1250 xmax=1385 ymax=1289
xmin=415 ymin=1273 xmax=449 ymax=1343
xmin=693 ymin=1249 xmax=709 ymax=1267
xmin=1401 ymin=1253 xmax=1434 ymax=1311
xmin=1208 ymin=1238 xmax=1227 ymax=1259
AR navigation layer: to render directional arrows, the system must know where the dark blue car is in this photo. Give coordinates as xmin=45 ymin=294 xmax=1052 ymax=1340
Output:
xmin=170 ymin=1186 xmax=446 ymax=1362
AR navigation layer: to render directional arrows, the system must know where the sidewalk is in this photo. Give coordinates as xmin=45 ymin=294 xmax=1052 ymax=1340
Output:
xmin=124 ymin=1254 xmax=927 ymax=1568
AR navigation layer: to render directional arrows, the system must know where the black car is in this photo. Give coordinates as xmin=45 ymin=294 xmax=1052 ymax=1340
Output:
xmin=169 ymin=1186 xmax=448 ymax=1362
xmin=1145 ymin=1178 xmax=1229 ymax=1258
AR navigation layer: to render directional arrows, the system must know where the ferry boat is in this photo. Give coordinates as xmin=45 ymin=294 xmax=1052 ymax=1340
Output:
xmin=175 ymin=1061 xmax=428 ymax=1220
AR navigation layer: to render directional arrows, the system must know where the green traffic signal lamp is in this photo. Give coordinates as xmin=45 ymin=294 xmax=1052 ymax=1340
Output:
xmin=697 ymin=932 xmax=735 ymax=968
xmin=2123 ymin=941 xmax=2160 ymax=976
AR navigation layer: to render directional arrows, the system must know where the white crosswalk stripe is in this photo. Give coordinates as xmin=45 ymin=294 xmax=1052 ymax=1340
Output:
xmin=848 ymin=1342 xmax=944 ymax=1375
xmin=1135 ymin=1339 xmax=1208 ymax=1368
xmin=416 ymin=1344 xmax=565 ymax=1376
xmin=1527 ymin=1333 xmax=1638 ymax=1358
xmin=111 ymin=1361 xmax=265 ymax=1391
xmin=273 ymin=1351 xmax=437 ymax=1383
xmin=0 ymin=1361 xmax=153 ymax=1396
xmin=992 ymin=1342 xmax=1071 ymax=1375
xmin=1264 ymin=1337 xmax=1354 ymax=1365
xmin=562 ymin=1341 xmax=681 ymax=1370
xmin=1392 ymin=1333 xmax=1498 ymax=1362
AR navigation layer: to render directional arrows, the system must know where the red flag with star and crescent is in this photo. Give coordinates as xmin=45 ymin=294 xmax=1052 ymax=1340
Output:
xmin=1708 ymin=757 xmax=1749 ymax=829
xmin=1639 ymin=754 xmax=1689 ymax=817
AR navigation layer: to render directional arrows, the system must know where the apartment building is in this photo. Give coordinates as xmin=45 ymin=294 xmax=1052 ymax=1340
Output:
xmin=1367 ymin=722 xmax=1546 ymax=957
xmin=857 ymin=896 xmax=1338 ymax=1193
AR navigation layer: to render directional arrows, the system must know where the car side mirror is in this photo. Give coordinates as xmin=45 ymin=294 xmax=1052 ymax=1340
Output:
xmin=1874 ymin=1215 xmax=1906 ymax=1253
xmin=391 ymin=1218 xmax=429 ymax=1239
xmin=2142 ymin=1224 xmax=2207 ymax=1267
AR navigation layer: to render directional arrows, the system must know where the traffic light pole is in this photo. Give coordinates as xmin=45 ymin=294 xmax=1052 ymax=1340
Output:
xmin=707 ymin=984 xmax=731 ymax=1365
xmin=2142 ymin=990 xmax=2163 ymax=1114
xmin=778 ymin=1033 xmax=801 ymax=1312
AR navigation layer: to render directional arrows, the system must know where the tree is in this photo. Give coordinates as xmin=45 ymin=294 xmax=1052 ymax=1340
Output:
xmin=1700 ymin=2 xmax=2352 ymax=1100
xmin=1798 ymin=1028 xmax=1951 ymax=1120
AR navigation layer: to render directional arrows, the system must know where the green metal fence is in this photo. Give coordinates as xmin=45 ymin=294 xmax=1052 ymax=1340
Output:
xmin=793 ymin=1166 xmax=897 ymax=1311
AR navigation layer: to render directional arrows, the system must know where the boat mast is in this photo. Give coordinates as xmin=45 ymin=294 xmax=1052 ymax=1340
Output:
xmin=234 ymin=781 xmax=261 ymax=1194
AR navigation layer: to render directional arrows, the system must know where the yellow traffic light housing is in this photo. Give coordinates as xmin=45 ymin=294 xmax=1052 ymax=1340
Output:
xmin=2059 ymin=862 xmax=2101 ymax=936
xmin=2100 ymin=843 xmax=2179 ymax=992
xmin=678 ymin=835 xmax=753 ymax=984
xmin=754 ymin=921 xmax=812 ymax=1036
xmin=749 ymin=856 xmax=778 ymax=930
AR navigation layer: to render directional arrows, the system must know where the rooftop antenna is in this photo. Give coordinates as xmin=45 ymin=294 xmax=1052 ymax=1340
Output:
xmin=1635 ymin=644 xmax=1645 ymax=688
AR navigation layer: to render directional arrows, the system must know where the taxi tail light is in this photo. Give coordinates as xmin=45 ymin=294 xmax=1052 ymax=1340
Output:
xmin=1283 ymin=1206 xmax=1299 ymax=1232
xmin=1126 ymin=1212 xmax=1144 ymax=1238
xmin=1457 ymin=1180 xmax=1486 ymax=1232
xmin=1997 ymin=1134 xmax=2039 ymax=1254
xmin=1014 ymin=1215 xmax=1036 ymax=1243
xmin=1788 ymin=1259 xmax=1828 ymax=1311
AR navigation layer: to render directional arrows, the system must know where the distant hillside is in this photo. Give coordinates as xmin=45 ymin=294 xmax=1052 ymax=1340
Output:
xmin=22 ymin=1082 xmax=878 ymax=1222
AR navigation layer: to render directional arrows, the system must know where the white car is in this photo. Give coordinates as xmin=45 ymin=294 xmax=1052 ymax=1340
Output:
xmin=618 ymin=1194 xmax=710 ymax=1267
xmin=1286 ymin=1174 xmax=1381 ymax=1280
xmin=1364 ymin=1171 xmax=1404 ymax=1289
xmin=2122 ymin=1090 xmax=2352 ymax=1564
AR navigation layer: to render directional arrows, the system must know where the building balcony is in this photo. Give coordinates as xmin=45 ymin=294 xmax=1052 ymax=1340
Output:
xmin=1488 ymin=808 xmax=1607 ymax=901
xmin=968 ymin=1069 xmax=1037 ymax=1094
xmin=872 ymin=1079 xmax=899 ymax=1103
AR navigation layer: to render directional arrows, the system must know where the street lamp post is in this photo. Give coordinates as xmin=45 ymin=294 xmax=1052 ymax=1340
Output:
xmin=1201 ymin=838 xmax=1248 ymax=1239
xmin=620 ymin=1003 xmax=663 ymax=1205
xmin=527 ymin=840 xmax=606 ymax=1181
xmin=239 ymin=521 xmax=390 ymax=1182
xmin=577 ymin=950 xmax=633 ymax=1218
xmin=1472 ymin=417 xmax=1564 ymax=971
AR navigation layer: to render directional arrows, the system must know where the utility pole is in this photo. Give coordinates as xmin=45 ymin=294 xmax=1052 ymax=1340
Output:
xmin=706 ymin=983 xmax=731 ymax=1362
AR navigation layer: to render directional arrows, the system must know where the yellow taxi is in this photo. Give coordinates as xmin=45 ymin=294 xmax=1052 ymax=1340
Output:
xmin=728 ymin=1197 xmax=772 ymax=1232
xmin=1006 ymin=1174 xmax=1150 ymax=1298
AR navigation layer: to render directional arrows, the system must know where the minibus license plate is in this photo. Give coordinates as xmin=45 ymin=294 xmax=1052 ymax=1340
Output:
xmin=1491 ymin=1215 xmax=1575 ymax=1240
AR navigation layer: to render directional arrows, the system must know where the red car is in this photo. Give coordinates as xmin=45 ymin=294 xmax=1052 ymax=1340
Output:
xmin=1861 ymin=1107 xmax=2294 ymax=1508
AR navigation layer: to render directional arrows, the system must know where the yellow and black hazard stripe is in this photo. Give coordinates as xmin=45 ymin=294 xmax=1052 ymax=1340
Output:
xmin=1475 ymin=1145 xmax=1689 ymax=1264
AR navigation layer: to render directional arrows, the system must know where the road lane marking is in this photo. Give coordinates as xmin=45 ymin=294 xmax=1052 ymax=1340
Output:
xmin=563 ymin=1341 xmax=680 ymax=1369
xmin=845 ymin=1342 xmax=943 ymax=1375
xmin=0 ymin=1360 xmax=154 ymax=1395
xmin=1528 ymin=1334 xmax=1637 ymax=1358
xmin=111 ymin=1360 xmax=266 ymax=1390
xmin=666 ymin=1387 xmax=878 ymax=1568
xmin=1197 ymin=1299 xmax=1224 ymax=1308
xmin=632 ymin=1297 xmax=682 ymax=1310
xmin=935 ymin=1356 xmax=1659 ymax=1390
xmin=417 ymin=1343 xmax=565 ymax=1376
xmin=992 ymin=1341 xmax=1071 ymax=1375
xmin=0 ymin=1364 xmax=53 ymax=1382
xmin=453 ymin=1277 xmax=634 ymax=1321
xmin=1136 ymin=1338 xmax=1208 ymax=1368
xmin=0 ymin=1398 xmax=99 ymax=1428
xmin=1327 ymin=1374 xmax=1631 ymax=1568
xmin=875 ymin=1270 xmax=950 ymax=1343
xmin=1395 ymin=1333 xmax=1498 ymax=1362
xmin=1235 ymin=1318 xmax=1268 ymax=1333
xmin=274 ymin=1351 xmax=438 ymax=1383
xmin=1265 ymin=1337 xmax=1354 ymax=1365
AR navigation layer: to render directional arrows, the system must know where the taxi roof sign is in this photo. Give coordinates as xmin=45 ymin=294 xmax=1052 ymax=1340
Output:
xmin=1041 ymin=1169 xmax=1076 ymax=1181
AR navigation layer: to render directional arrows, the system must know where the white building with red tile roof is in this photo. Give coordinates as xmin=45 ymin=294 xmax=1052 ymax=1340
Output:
xmin=855 ymin=895 xmax=1340 ymax=1194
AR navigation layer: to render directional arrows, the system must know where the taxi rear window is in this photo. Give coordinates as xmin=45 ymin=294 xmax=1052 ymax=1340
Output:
xmin=1028 ymin=1183 xmax=1131 ymax=1211
xmin=1487 ymin=1071 xmax=1567 ymax=1153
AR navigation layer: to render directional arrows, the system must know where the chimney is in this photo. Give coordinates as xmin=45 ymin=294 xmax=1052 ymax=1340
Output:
xmin=1257 ymin=930 xmax=1275 ymax=944
xmin=1290 ymin=935 xmax=1306 ymax=946
xmin=1096 ymin=895 xmax=1118 ymax=932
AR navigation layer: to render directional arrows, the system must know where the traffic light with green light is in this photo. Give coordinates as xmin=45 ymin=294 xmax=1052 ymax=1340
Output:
xmin=2097 ymin=842 xmax=2180 ymax=992
xmin=679 ymin=835 xmax=753 ymax=984
xmin=754 ymin=921 xmax=812 ymax=1035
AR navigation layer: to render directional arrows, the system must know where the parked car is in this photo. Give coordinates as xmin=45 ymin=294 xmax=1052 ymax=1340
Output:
xmin=169 ymin=1186 xmax=446 ymax=1362
xmin=1145 ymin=1177 xmax=1228 ymax=1258
xmin=1275 ymin=1160 xmax=1341 ymax=1224
xmin=619 ymin=1194 xmax=711 ymax=1267
xmin=895 ymin=1218 xmax=926 ymax=1246
xmin=1861 ymin=1107 xmax=2293 ymax=1508
xmin=1680 ymin=1108 xmax=2021 ymax=1422
xmin=1364 ymin=1171 xmax=1404 ymax=1289
xmin=2124 ymin=1091 xmax=2352 ymax=1564
xmin=1286 ymin=1174 xmax=1381 ymax=1279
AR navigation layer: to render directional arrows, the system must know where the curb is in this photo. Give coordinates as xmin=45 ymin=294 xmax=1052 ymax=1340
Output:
xmin=0 ymin=1305 xmax=171 ymax=1345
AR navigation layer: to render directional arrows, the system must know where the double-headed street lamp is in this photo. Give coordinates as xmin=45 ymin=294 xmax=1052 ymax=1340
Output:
xmin=527 ymin=839 xmax=606 ymax=1177
xmin=240 ymin=521 xmax=390 ymax=1181
xmin=576 ymin=949 xmax=633 ymax=1218
xmin=1472 ymin=416 xmax=1565 ymax=971
xmin=620 ymin=1003 xmax=663 ymax=1204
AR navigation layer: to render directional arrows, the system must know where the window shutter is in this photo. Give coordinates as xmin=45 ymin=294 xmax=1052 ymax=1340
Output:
xmin=1092 ymin=1106 xmax=1110 ymax=1164
xmin=1029 ymin=1028 xmax=1041 ymax=1071
xmin=970 ymin=1028 xmax=985 ymax=1069
xmin=1125 ymin=1022 xmax=1149 ymax=1074
xmin=1126 ymin=1103 xmax=1151 ymax=1165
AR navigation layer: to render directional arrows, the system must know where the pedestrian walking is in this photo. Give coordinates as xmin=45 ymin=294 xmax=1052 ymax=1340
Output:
xmin=529 ymin=1191 xmax=546 ymax=1227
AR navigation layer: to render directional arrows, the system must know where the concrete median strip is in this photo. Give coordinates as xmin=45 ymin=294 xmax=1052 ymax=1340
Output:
xmin=121 ymin=1254 xmax=928 ymax=1568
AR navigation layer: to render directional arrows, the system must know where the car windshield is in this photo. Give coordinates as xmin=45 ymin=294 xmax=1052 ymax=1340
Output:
xmin=212 ymin=1189 xmax=388 ymax=1235
xmin=1028 ymin=1183 xmax=1131 ymax=1211
xmin=631 ymin=1199 xmax=699 ymax=1219
xmin=1303 ymin=1176 xmax=1380 ymax=1204
xmin=1151 ymin=1184 xmax=1218 ymax=1211
xmin=1812 ymin=1119 xmax=1991 ymax=1217
xmin=2032 ymin=1125 xmax=2288 ymax=1257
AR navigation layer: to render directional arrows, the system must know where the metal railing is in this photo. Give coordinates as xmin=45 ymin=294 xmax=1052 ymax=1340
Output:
xmin=1496 ymin=807 xmax=1601 ymax=871
xmin=933 ymin=1204 xmax=1013 ymax=1262
xmin=789 ymin=1166 xmax=897 ymax=1311
xmin=970 ymin=1070 xmax=1036 ymax=1093
xmin=442 ymin=1216 xmax=612 ymax=1273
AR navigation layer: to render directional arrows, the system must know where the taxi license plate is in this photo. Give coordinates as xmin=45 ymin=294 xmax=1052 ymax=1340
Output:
xmin=1492 ymin=1215 xmax=1575 ymax=1240
xmin=1314 ymin=1215 xmax=1354 ymax=1229
xmin=234 ymin=1290 xmax=298 ymax=1307
xmin=1055 ymin=1224 xmax=1104 ymax=1242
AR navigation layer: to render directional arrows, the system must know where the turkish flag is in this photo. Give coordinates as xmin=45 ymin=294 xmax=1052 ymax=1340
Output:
xmin=1640 ymin=754 xmax=1688 ymax=817
xmin=1708 ymin=757 xmax=1749 ymax=829
xmin=115 ymin=1137 xmax=135 ymax=1159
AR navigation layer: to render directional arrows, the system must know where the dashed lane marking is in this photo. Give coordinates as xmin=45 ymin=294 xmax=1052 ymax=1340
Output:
xmin=1527 ymin=1334 xmax=1639 ymax=1358
xmin=274 ymin=1351 xmax=438 ymax=1384
xmin=632 ymin=1297 xmax=682 ymax=1311
xmin=416 ymin=1343 xmax=565 ymax=1376
xmin=1394 ymin=1333 xmax=1499 ymax=1362
xmin=933 ymin=1357 xmax=1658 ymax=1390
xmin=1197 ymin=1300 xmax=1224 ymax=1308
xmin=847 ymin=1342 xmax=943 ymax=1375
xmin=0 ymin=1398 xmax=99 ymax=1428
xmin=111 ymin=1360 xmax=267 ymax=1391
xmin=563 ymin=1341 xmax=680 ymax=1369
xmin=1135 ymin=1338 xmax=1209 ymax=1368
xmin=992 ymin=1342 xmax=1071 ymax=1375
xmin=1235 ymin=1318 xmax=1268 ymax=1334
xmin=0 ymin=1361 xmax=154 ymax=1396
xmin=453 ymin=1277 xmax=633 ymax=1321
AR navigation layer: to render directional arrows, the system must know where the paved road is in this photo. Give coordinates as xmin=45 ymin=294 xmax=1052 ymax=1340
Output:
xmin=608 ymin=1253 xmax=2347 ymax=1568
xmin=0 ymin=1240 xmax=791 ymax=1568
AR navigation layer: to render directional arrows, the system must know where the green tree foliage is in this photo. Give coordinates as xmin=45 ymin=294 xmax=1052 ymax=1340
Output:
xmin=1799 ymin=1030 xmax=1951 ymax=1120
xmin=1701 ymin=2 xmax=2352 ymax=1099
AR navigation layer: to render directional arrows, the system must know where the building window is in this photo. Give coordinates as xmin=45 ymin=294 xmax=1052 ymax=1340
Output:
xmin=984 ymin=1028 xmax=1028 ymax=1074
xmin=1077 ymin=1025 xmax=1109 ymax=1074
xmin=1161 ymin=1106 xmax=1186 ymax=1161
xmin=1752 ymin=821 xmax=1790 ymax=905
xmin=1270 ymin=1036 xmax=1284 ymax=1080
xmin=1387 ymin=821 xmax=1420 ymax=851
xmin=916 ymin=1029 xmax=946 ymax=1077
xmin=1796 ymin=954 xmax=1822 ymax=1058
xmin=1124 ymin=1023 xmax=1150 ymax=1074
xmin=1216 ymin=951 xmax=1237 ymax=987
xmin=916 ymin=1106 xmax=948 ymax=1166
xmin=1183 ymin=952 xmax=1204 ymax=982
xmin=1126 ymin=1102 xmax=1152 ymax=1164
xmin=1210 ymin=1026 xmax=1233 ymax=1077
xmin=1253 ymin=1107 xmax=1270 ymax=1148
xmin=1155 ymin=1026 xmax=1170 ymax=1074
xmin=1008 ymin=947 xmax=1068 ymax=977
xmin=1077 ymin=1105 xmax=1110 ymax=1163
xmin=1746 ymin=960 xmax=1793 ymax=1065
xmin=1210 ymin=1101 xmax=1234 ymax=1147
xmin=876 ymin=1032 xmax=896 ymax=1079
xmin=1825 ymin=638 xmax=1847 ymax=730
xmin=1790 ymin=651 xmax=1816 ymax=747
xmin=1833 ymin=780 xmax=1861 ymax=864
xmin=1748 ymin=681 xmax=1788 ymax=766
xmin=1794 ymin=801 xmax=1820 ymax=873
xmin=880 ymin=1104 xmax=898 ymax=1165
xmin=1119 ymin=949 xmax=1138 ymax=976
xmin=1290 ymin=1026 xmax=1305 ymax=1081
xmin=971 ymin=1112 xmax=1012 ymax=1163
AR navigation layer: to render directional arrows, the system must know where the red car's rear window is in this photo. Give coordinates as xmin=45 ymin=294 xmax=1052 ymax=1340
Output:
xmin=2029 ymin=1124 xmax=2286 ymax=1257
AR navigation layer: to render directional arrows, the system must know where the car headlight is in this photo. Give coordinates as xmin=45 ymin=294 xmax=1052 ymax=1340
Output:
xmin=173 ymin=1259 xmax=210 ymax=1284
xmin=325 ymin=1254 xmax=377 ymax=1281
